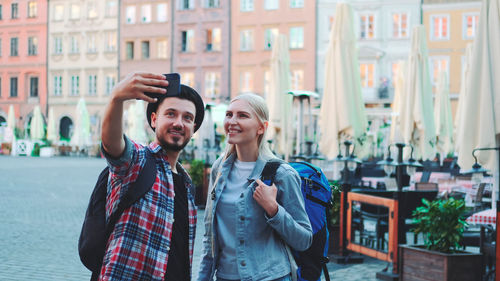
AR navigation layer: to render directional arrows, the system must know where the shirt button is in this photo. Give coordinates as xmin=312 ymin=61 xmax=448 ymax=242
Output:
xmin=240 ymin=193 xmax=244 ymax=198
xmin=240 ymin=261 xmax=246 ymax=266
xmin=239 ymin=240 xmax=244 ymax=245
xmin=240 ymin=216 xmax=245 ymax=221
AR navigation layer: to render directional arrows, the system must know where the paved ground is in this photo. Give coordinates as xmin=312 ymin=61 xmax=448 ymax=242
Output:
xmin=0 ymin=156 xmax=387 ymax=280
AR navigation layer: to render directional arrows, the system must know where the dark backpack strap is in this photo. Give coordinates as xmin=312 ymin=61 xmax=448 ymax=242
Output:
xmin=104 ymin=149 xmax=157 ymax=238
xmin=261 ymin=160 xmax=283 ymax=186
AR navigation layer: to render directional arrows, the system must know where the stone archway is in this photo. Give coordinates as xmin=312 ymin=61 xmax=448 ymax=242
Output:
xmin=59 ymin=116 xmax=73 ymax=141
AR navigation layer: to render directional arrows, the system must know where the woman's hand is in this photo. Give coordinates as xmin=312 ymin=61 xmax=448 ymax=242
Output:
xmin=253 ymin=179 xmax=278 ymax=217
xmin=111 ymin=71 xmax=168 ymax=104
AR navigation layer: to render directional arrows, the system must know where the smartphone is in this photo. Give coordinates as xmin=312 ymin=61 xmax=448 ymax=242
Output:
xmin=145 ymin=73 xmax=181 ymax=99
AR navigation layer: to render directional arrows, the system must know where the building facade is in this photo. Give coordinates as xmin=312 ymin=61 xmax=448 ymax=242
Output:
xmin=231 ymin=0 xmax=316 ymax=99
xmin=48 ymin=0 xmax=118 ymax=142
xmin=0 ymin=0 xmax=48 ymax=135
xmin=172 ymin=0 xmax=230 ymax=103
xmin=422 ymin=0 xmax=481 ymax=116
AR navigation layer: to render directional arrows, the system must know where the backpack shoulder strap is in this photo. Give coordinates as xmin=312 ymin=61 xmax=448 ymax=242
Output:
xmin=105 ymin=149 xmax=157 ymax=235
xmin=261 ymin=160 xmax=284 ymax=186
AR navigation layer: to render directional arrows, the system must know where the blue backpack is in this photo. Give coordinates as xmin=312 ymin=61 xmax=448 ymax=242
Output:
xmin=261 ymin=161 xmax=332 ymax=281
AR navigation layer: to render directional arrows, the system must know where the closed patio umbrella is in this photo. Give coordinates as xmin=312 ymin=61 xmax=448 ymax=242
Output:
xmin=456 ymin=0 xmax=499 ymax=173
xmin=29 ymin=105 xmax=45 ymax=141
xmin=434 ymin=71 xmax=454 ymax=158
xmin=70 ymin=98 xmax=92 ymax=149
xmin=46 ymin=107 xmax=57 ymax=143
xmin=267 ymin=34 xmax=294 ymax=159
xmin=390 ymin=60 xmax=407 ymax=144
xmin=400 ymin=25 xmax=436 ymax=160
xmin=319 ymin=3 xmax=367 ymax=159
xmin=4 ymin=105 xmax=16 ymax=142
xmin=454 ymin=43 xmax=473 ymax=153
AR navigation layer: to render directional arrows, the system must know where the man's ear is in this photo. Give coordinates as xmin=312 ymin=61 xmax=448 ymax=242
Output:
xmin=151 ymin=112 xmax=157 ymax=130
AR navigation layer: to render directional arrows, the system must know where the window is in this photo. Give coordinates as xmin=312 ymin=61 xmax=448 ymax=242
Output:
xmin=141 ymin=41 xmax=150 ymax=59
xmin=360 ymin=63 xmax=375 ymax=88
xmin=430 ymin=15 xmax=449 ymax=40
xmin=87 ymin=2 xmax=98 ymax=19
xmin=328 ymin=16 xmax=335 ymax=31
xmin=264 ymin=28 xmax=279 ymax=49
xmin=430 ymin=57 xmax=449 ymax=85
xmin=205 ymin=72 xmax=221 ymax=99
xmin=105 ymin=1 xmax=117 ymax=17
xmin=157 ymin=3 xmax=168 ymax=22
xmin=105 ymin=75 xmax=116 ymax=95
xmin=360 ymin=14 xmax=375 ymax=39
xmin=392 ymin=12 xmax=409 ymax=38
xmin=70 ymin=4 xmax=81 ymax=20
xmin=290 ymin=27 xmax=304 ymax=49
xmin=87 ymin=34 xmax=97 ymax=53
xmin=10 ymin=77 xmax=18 ymax=97
xmin=179 ymin=0 xmax=194 ymax=10
xmin=0 ymin=5 xmax=3 ymax=20
xmin=240 ymin=30 xmax=253 ymax=51
xmin=241 ymin=0 xmax=254 ymax=12
xmin=206 ymin=28 xmax=221 ymax=51
xmin=30 ymin=77 xmax=38 ymax=97
xmin=240 ymin=71 xmax=253 ymax=93
xmin=54 ymin=37 xmax=63 ymax=54
xmin=463 ymin=13 xmax=479 ymax=39
xmin=181 ymin=30 xmax=195 ymax=52
xmin=88 ymin=75 xmax=97 ymax=96
xmin=70 ymin=35 xmax=79 ymax=54
xmin=10 ymin=37 xmax=18 ymax=56
xmin=290 ymin=0 xmax=304 ymax=8
xmin=265 ymin=0 xmax=279 ymax=10
xmin=54 ymin=5 xmax=64 ymax=21
xmin=264 ymin=71 xmax=271 ymax=97
xmin=126 ymin=41 xmax=134 ymax=59
xmin=28 ymin=1 xmax=37 ymax=18
xmin=105 ymin=31 xmax=117 ymax=52
xmin=157 ymin=39 xmax=168 ymax=58
xmin=11 ymin=3 xmax=18 ymax=19
xmin=0 ymin=39 xmax=2 ymax=57
xmin=291 ymin=69 xmax=304 ymax=90
xmin=28 ymin=37 xmax=38 ymax=55
xmin=70 ymin=75 xmax=80 ymax=96
xmin=180 ymin=72 xmax=195 ymax=87
xmin=205 ymin=0 xmax=220 ymax=8
xmin=54 ymin=75 xmax=62 ymax=96
xmin=141 ymin=5 xmax=151 ymax=23
xmin=126 ymin=6 xmax=136 ymax=24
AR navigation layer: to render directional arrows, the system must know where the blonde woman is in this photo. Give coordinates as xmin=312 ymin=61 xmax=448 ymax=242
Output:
xmin=197 ymin=93 xmax=312 ymax=281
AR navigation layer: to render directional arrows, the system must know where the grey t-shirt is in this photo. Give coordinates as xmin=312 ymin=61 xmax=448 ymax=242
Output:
xmin=215 ymin=159 xmax=255 ymax=279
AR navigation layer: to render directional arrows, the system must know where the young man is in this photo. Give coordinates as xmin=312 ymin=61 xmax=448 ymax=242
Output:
xmin=100 ymin=72 xmax=204 ymax=280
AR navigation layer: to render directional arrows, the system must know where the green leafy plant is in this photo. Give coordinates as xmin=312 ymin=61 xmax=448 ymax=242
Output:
xmin=188 ymin=159 xmax=205 ymax=187
xmin=328 ymin=181 xmax=342 ymax=227
xmin=412 ymin=197 xmax=468 ymax=253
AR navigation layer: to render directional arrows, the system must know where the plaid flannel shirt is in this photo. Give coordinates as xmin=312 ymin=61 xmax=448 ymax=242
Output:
xmin=99 ymin=136 xmax=197 ymax=280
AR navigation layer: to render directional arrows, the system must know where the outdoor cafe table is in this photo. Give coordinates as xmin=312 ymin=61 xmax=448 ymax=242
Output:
xmin=466 ymin=208 xmax=497 ymax=227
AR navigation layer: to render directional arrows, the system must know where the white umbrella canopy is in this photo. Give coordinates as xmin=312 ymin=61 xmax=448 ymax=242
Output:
xmin=267 ymin=33 xmax=294 ymax=159
xmin=29 ymin=105 xmax=45 ymax=141
xmin=194 ymin=105 xmax=216 ymax=163
xmin=400 ymin=25 xmax=436 ymax=160
xmin=4 ymin=105 xmax=16 ymax=142
xmin=126 ymin=100 xmax=148 ymax=145
xmin=319 ymin=3 xmax=367 ymax=159
xmin=46 ymin=107 xmax=57 ymax=143
xmin=70 ymin=98 xmax=92 ymax=148
xmin=456 ymin=0 xmax=500 ymax=173
xmin=434 ymin=71 xmax=454 ymax=158
xmin=454 ymin=43 xmax=473 ymax=152
xmin=390 ymin=60 xmax=407 ymax=144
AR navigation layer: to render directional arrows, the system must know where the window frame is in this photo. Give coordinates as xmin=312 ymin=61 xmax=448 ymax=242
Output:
xmin=391 ymin=11 xmax=409 ymax=39
xmin=462 ymin=12 xmax=479 ymax=40
xmin=30 ymin=77 xmax=39 ymax=97
xmin=10 ymin=37 xmax=19 ymax=57
xmin=28 ymin=36 xmax=38 ymax=56
xmin=289 ymin=26 xmax=304 ymax=49
xmin=359 ymin=13 xmax=376 ymax=40
xmin=430 ymin=14 xmax=450 ymax=41
xmin=10 ymin=77 xmax=18 ymax=97
xmin=240 ymin=0 xmax=254 ymax=12
xmin=11 ymin=3 xmax=19 ymax=19
xmin=27 ymin=1 xmax=38 ymax=18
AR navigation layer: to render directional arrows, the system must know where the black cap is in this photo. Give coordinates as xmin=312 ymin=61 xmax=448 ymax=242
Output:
xmin=147 ymin=84 xmax=205 ymax=132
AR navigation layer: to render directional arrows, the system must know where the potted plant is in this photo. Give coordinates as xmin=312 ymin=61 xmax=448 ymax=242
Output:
xmin=327 ymin=181 xmax=341 ymax=254
xmin=399 ymin=197 xmax=482 ymax=281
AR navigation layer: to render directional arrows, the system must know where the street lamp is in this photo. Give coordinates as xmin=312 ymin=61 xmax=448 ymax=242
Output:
xmin=401 ymin=144 xmax=424 ymax=178
xmin=461 ymin=147 xmax=493 ymax=184
xmin=377 ymin=144 xmax=397 ymax=177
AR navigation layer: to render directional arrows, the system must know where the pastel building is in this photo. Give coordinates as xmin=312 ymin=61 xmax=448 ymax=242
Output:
xmin=172 ymin=0 xmax=230 ymax=103
xmin=0 ymin=0 xmax=48 ymax=134
xmin=422 ymin=0 xmax=481 ymax=116
xmin=48 ymin=0 xmax=118 ymax=142
xmin=231 ymin=0 xmax=316 ymax=99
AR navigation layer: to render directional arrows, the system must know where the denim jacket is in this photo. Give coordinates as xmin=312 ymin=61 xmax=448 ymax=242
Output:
xmin=197 ymin=153 xmax=313 ymax=281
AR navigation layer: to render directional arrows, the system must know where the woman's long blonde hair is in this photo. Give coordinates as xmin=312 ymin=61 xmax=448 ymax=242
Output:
xmin=223 ymin=93 xmax=276 ymax=160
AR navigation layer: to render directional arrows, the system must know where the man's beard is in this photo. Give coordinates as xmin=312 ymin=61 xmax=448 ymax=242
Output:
xmin=158 ymin=137 xmax=190 ymax=152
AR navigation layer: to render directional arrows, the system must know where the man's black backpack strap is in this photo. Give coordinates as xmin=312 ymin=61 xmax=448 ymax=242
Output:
xmin=78 ymin=149 xmax=156 ymax=278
